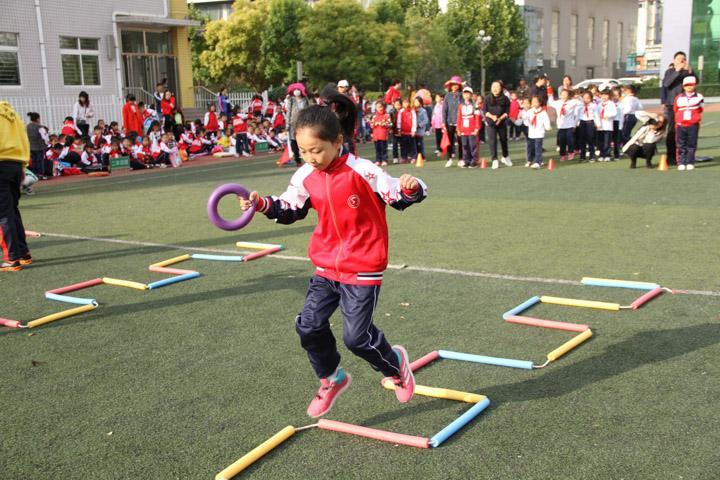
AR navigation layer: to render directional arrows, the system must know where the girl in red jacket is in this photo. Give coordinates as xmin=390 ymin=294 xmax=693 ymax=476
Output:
xmin=397 ymin=98 xmax=417 ymax=163
xmin=370 ymin=101 xmax=392 ymax=166
xmin=204 ymin=103 xmax=219 ymax=135
xmin=240 ymin=104 xmax=426 ymax=418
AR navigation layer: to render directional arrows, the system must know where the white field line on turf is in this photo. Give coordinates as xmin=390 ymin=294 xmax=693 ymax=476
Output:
xmin=34 ymin=231 xmax=720 ymax=298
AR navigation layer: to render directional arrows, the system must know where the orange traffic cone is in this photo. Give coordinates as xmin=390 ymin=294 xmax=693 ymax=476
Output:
xmin=548 ymin=158 xmax=555 ymax=171
xmin=658 ymin=154 xmax=668 ymax=171
xmin=416 ymin=153 xmax=424 ymax=167
xmin=480 ymin=158 xmax=487 ymax=169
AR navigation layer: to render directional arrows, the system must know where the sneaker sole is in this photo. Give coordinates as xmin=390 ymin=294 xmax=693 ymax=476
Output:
xmin=307 ymin=374 xmax=352 ymax=419
xmin=392 ymin=345 xmax=415 ymax=403
xmin=1 ymin=266 xmax=22 ymax=271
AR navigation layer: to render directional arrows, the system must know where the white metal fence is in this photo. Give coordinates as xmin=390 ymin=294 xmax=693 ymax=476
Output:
xmin=0 ymin=94 xmax=125 ymax=133
xmin=194 ymin=87 xmax=267 ymax=112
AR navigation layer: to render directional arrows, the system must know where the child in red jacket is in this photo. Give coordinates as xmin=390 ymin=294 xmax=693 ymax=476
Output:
xmin=673 ymin=76 xmax=703 ymax=171
xmin=370 ymin=101 xmax=392 ymax=166
xmin=456 ymin=86 xmax=480 ymax=168
xmin=397 ymin=98 xmax=417 ymax=163
xmin=240 ymin=104 xmax=426 ymax=418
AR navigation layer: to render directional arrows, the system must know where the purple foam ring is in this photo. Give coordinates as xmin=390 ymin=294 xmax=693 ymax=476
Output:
xmin=207 ymin=183 xmax=256 ymax=231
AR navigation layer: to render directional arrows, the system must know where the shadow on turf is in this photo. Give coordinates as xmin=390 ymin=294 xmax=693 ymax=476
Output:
xmin=359 ymin=323 xmax=720 ymax=446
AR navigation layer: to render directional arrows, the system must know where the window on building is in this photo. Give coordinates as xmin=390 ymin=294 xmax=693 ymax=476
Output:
xmin=60 ymin=36 xmax=100 ymax=86
xmin=588 ymin=17 xmax=595 ymax=50
xmin=616 ymin=22 xmax=623 ymax=64
xmin=0 ymin=32 xmax=20 ymax=86
xmin=551 ymin=11 xmax=560 ymax=68
xmin=602 ymin=19 xmax=610 ymax=67
xmin=523 ymin=7 xmax=544 ymax=72
xmin=570 ymin=14 xmax=578 ymax=67
xmin=121 ymin=30 xmax=172 ymax=55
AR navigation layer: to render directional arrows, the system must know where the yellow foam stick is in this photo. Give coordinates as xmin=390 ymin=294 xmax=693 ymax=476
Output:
xmin=382 ymin=381 xmax=485 ymax=404
xmin=27 ymin=303 xmax=97 ymax=328
xmin=102 ymin=278 xmax=148 ymax=291
xmin=236 ymin=241 xmax=283 ymax=251
xmin=547 ymin=329 xmax=593 ymax=362
xmin=150 ymin=254 xmax=191 ymax=268
xmin=540 ymin=296 xmax=620 ymax=311
xmin=215 ymin=426 xmax=295 ymax=480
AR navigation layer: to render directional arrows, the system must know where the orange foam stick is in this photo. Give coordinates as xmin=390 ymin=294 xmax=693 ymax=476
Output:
xmin=505 ymin=315 xmax=589 ymax=332
xmin=318 ymin=419 xmax=429 ymax=448
xmin=242 ymin=247 xmax=282 ymax=262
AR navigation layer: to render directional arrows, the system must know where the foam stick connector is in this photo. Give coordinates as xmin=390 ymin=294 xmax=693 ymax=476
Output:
xmin=546 ymin=329 xmax=593 ymax=362
xmin=429 ymin=397 xmax=491 ymax=448
xmin=317 ymin=420 xmax=430 ymax=449
xmin=438 ymin=350 xmax=534 ymax=370
xmin=191 ymin=254 xmax=245 ymax=262
xmin=102 ymin=278 xmax=148 ymax=291
xmin=581 ymin=277 xmax=660 ymax=291
xmin=504 ymin=315 xmax=589 ymax=333
xmin=630 ymin=287 xmax=664 ymax=310
xmin=0 ymin=318 xmax=21 ymax=329
xmin=236 ymin=241 xmax=284 ymax=251
xmin=147 ymin=272 xmax=201 ymax=290
xmin=27 ymin=303 xmax=98 ymax=328
xmin=242 ymin=247 xmax=282 ymax=262
xmin=410 ymin=350 xmax=440 ymax=372
xmin=540 ymin=296 xmax=620 ymax=311
xmin=150 ymin=254 xmax=191 ymax=269
xmin=47 ymin=278 xmax=104 ymax=295
xmin=215 ymin=426 xmax=295 ymax=480
xmin=382 ymin=381 xmax=485 ymax=404
xmin=502 ymin=296 xmax=541 ymax=319
xmin=45 ymin=292 xmax=97 ymax=306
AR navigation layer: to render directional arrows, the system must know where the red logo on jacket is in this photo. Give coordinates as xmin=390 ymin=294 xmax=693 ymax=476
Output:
xmin=347 ymin=194 xmax=360 ymax=209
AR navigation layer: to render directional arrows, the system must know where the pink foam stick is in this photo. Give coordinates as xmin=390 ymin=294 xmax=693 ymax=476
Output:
xmin=47 ymin=278 xmax=104 ymax=295
xmin=318 ymin=419 xmax=430 ymax=448
xmin=631 ymin=287 xmax=664 ymax=310
xmin=148 ymin=265 xmax=197 ymax=276
xmin=505 ymin=315 xmax=589 ymax=332
xmin=410 ymin=350 xmax=440 ymax=372
xmin=0 ymin=318 xmax=21 ymax=329
xmin=242 ymin=247 xmax=282 ymax=262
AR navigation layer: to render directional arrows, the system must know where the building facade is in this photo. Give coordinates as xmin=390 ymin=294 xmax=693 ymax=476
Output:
xmin=0 ymin=0 xmax=197 ymax=129
xmin=631 ymin=0 xmax=663 ymax=76
xmin=515 ymin=0 xmax=638 ymax=85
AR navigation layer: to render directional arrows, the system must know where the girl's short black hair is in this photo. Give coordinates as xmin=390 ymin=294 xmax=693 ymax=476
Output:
xmin=64 ymin=116 xmax=73 ymax=122
xmin=294 ymin=105 xmax=343 ymax=142
xmin=27 ymin=112 xmax=40 ymax=122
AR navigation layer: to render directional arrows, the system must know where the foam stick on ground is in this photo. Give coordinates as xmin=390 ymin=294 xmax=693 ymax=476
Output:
xmin=318 ymin=419 xmax=430 ymax=448
xmin=502 ymin=296 xmax=541 ymax=319
xmin=236 ymin=241 xmax=284 ymax=251
xmin=191 ymin=254 xmax=245 ymax=262
xmin=630 ymin=287 xmax=664 ymax=310
xmin=0 ymin=318 xmax=22 ymax=329
xmin=150 ymin=254 xmax=191 ymax=269
xmin=148 ymin=265 xmax=197 ymax=276
xmin=215 ymin=426 xmax=296 ymax=480
xmin=540 ymin=296 xmax=620 ymax=311
xmin=429 ymin=397 xmax=491 ymax=447
xmin=45 ymin=292 xmax=97 ymax=306
xmin=382 ymin=381 xmax=485 ymax=403
xmin=546 ymin=329 xmax=593 ymax=362
xmin=410 ymin=350 xmax=440 ymax=372
xmin=242 ymin=247 xmax=282 ymax=262
xmin=438 ymin=350 xmax=534 ymax=370
xmin=581 ymin=277 xmax=660 ymax=290
xmin=504 ymin=315 xmax=589 ymax=332
xmin=47 ymin=278 xmax=104 ymax=295
xmin=26 ymin=303 xmax=98 ymax=328
xmin=147 ymin=272 xmax=201 ymax=290
xmin=102 ymin=278 xmax=148 ymax=291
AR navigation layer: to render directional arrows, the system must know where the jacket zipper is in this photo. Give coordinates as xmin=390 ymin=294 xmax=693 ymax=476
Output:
xmin=325 ymin=172 xmax=344 ymax=273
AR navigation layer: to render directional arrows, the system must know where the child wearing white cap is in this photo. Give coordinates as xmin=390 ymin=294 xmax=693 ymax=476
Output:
xmin=673 ymin=76 xmax=704 ymax=170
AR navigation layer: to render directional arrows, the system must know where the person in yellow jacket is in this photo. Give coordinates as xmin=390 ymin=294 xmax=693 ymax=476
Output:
xmin=0 ymin=101 xmax=32 ymax=271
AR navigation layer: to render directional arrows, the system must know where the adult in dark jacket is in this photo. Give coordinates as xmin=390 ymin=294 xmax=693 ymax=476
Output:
xmin=484 ymin=81 xmax=512 ymax=168
xmin=442 ymin=75 xmax=463 ymax=164
xmin=662 ymin=51 xmax=694 ymax=165
xmin=529 ymin=75 xmax=549 ymax=107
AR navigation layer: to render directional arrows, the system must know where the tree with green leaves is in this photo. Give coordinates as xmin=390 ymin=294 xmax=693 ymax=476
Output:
xmin=188 ymin=4 xmax=212 ymax=86
xmin=261 ymin=0 xmax=309 ymax=85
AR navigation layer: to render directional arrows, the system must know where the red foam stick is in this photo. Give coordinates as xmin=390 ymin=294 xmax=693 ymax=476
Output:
xmin=47 ymin=278 xmax=104 ymax=295
xmin=505 ymin=315 xmax=589 ymax=332
xmin=410 ymin=350 xmax=440 ymax=372
xmin=242 ymin=247 xmax=282 ymax=262
xmin=631 ymin=287 xmax=664 ymax=310
xmin=0 ymin=318 xmax=21 ymax=329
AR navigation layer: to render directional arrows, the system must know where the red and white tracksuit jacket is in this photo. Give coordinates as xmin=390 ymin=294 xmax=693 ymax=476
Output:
xmin=674 ymin=92 xmax=704 ymax=127
xmin=258 ymin=153 xmax=427 ymax=285
xmin=397 ymin=108 xmax=417 ymax=136
xmin=456 ymin=102 xmax=480 ymax=136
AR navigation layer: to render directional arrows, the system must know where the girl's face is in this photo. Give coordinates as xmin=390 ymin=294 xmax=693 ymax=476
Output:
xmin=491 ymin=82 xmax=502 ymax=95
xmin=376 ymin=103 xmax=385 ymax=113
xmin=402 ymin=100 xmax=410 ymax=109
xmin=164 ymin=91 xmax=172 ymax=100
xmin=142 ymin=138 xmax=149 ymax=147
xmin=435 ymin=95 xmax=443 ymax=103
xmin=531 ymin=98 xmax=541 ymax=109
xmin=450 ymin=84 xmax=460 ymax=92
xmin=601 ymin=93 xmax=610 ymax=102
xmin=462 ymin=92 xmax=472 ymax=102
xmin=522 ymin=99 xmax=531 ymax=109
xmin=295 ymin=128 xmax=343 ymax=171
xmin=560 ymin=90 xmax=570 ymax=101
xmin=583 ymin=94 xmax=593 ymax=104
xmin=393 ymin=101 xmax=401 ymax=111
xmin=210 ymin=105 xmax=216 ymax=112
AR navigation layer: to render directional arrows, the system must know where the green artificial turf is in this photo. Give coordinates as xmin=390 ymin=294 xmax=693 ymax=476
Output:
xmin=1 ymin=113 xmax=719 ymax=479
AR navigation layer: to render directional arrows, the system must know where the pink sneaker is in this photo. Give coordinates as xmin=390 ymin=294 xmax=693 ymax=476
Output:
xmin=390 ymin=345 xmax=415 ymax=403
xmin=306 ymin=374 xmax=351 ymax=418
xmin=568 ymin=152 xmax=575 ymax=160
xmin=560 ymin=155 xmax=567 ymax=162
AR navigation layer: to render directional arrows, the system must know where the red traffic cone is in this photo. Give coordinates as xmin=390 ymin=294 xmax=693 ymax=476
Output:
xmin=548 ymin=158 xmax=555 ymax=171
xmin=480 ymin=158 xmax=487 ymax=169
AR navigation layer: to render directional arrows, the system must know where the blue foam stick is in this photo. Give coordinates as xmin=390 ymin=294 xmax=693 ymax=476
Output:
xmin=147 ymin=272 xmax=201 ymax=290
xmin=580 ymin=278 xmax=659 ymax=290
xmin=430 ymin=397 xmax=491 ymax=448
xmin=502 ymin=296 xmax=540 ymax=319
xmin=438 ymin=350 xmax=534 ymax=370
xmin=45 ymin=292 xmax=97 ymax=306
xmin=191 ymin=254 xmax=245 ymax=262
